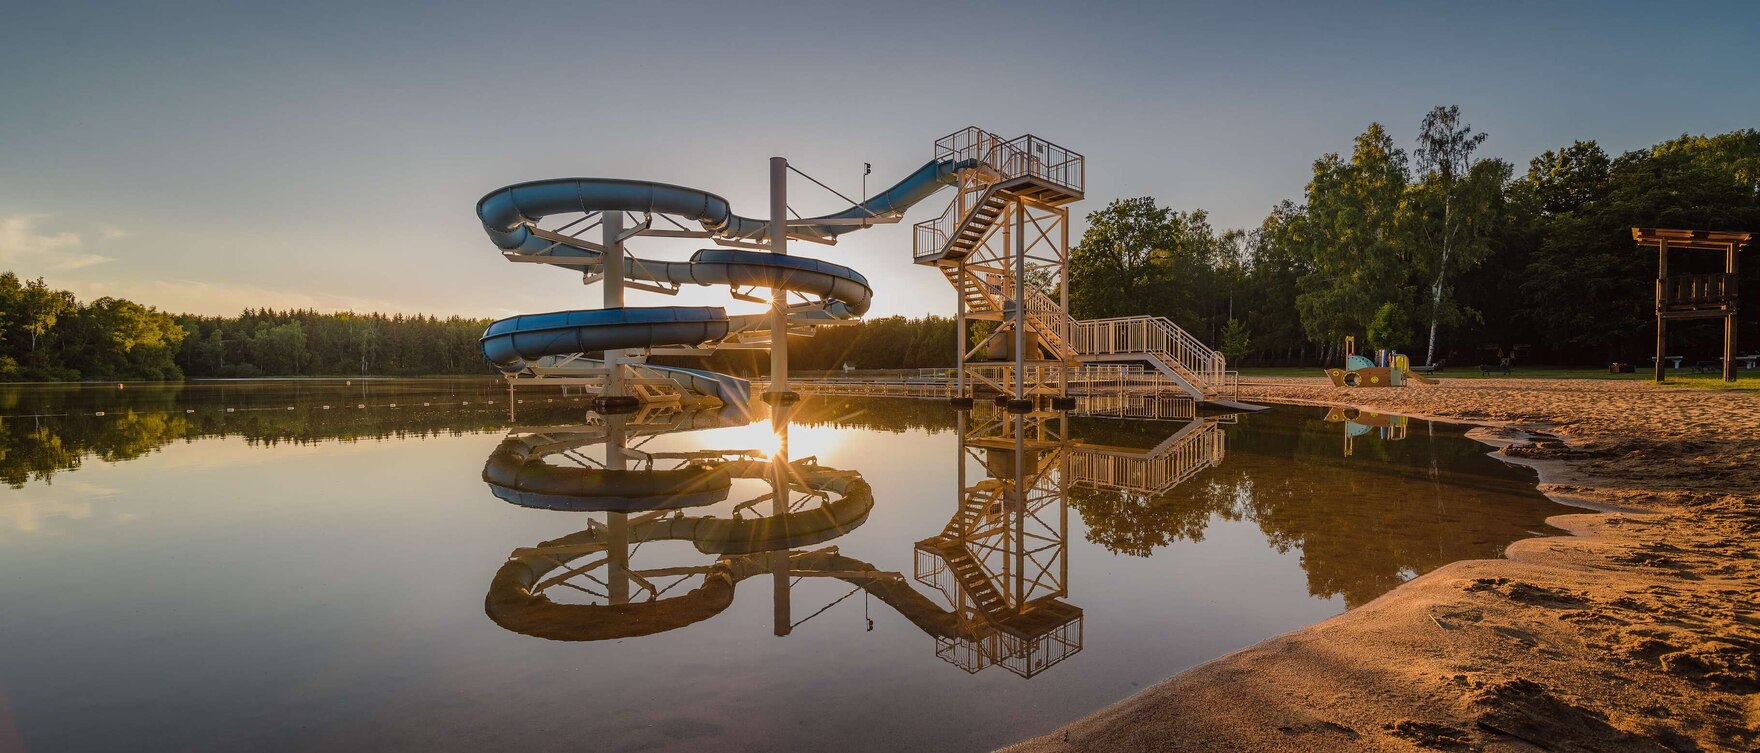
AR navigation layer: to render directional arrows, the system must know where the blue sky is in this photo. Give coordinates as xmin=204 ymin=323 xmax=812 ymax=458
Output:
xmin=2 ymin=0 xmax=1756 ymax=319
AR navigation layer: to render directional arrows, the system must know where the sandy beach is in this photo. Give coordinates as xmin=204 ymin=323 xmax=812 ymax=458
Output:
xmin=1006 ymin=377 xmax=1760 ymax=752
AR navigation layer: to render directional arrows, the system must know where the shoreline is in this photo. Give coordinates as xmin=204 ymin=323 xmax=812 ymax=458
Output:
xmin=1003 ymin=377 xmax=1760 ymax=752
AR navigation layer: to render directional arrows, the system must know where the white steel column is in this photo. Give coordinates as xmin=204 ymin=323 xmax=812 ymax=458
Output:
xmin=1013 ymin=199 xmax=1027 ymax=403
xmin=770 ymin=402 xmax=792 ymax=635
xmin=1060 ymin=208 xmax=1071 ymax=399
xmin=768 ymin=156 xmax=791 ymax=397
xmin=605 ymin=411 xmax=630 ymax=604
xmin=602 ymin=211 xmax=625 ymax=397
xmin=955 ymin=265 xmax=967 ymax=400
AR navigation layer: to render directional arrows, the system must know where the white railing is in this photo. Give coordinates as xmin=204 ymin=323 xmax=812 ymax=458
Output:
xmin=1069 ymin=316 xmax=1228 ymax=394
xmin=933 ymin=127 xmax=1085 ymax=196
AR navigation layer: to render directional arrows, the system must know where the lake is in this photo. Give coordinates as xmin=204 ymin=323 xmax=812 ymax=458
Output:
xmin=0 ymin=379 xmax=1570 ymax=752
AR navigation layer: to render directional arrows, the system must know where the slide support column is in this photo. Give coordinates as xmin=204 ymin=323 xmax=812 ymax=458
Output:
xmin=593 ymin=211 xmax=639 ymax=413
xmin=603 ymin=211 xmax=625 ymax=397
xmin=766 ymin=156 xmax=796 ymax=403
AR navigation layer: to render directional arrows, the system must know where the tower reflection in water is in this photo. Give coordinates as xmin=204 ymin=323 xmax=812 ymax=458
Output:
xmin=482 ymin=399 xmax=1230 ymax=678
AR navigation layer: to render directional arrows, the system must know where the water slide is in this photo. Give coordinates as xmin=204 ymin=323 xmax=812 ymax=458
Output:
xmin=475 ymin=159 xmax=969 ymax=406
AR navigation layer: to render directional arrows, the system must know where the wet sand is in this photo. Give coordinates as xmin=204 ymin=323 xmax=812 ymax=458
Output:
xmin=1005 ymin=377 xmax=1760 ymax=752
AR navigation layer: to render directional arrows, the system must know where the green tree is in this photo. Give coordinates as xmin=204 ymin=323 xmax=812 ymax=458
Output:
xmin=248 ymin=321 xmax=309 ymax=375
xmin=1409 ymin=106 xmax=1504 ymax=366
xmin=1070 ymin=197 xmax=1177 ymax=320
xmin=1070 ymin=198 xmax=1229 ymax=334
xmin=1293 ymin=123 xmax=1411 ymax=348
xmin=1366 ymin=301 xmax=1411 ymax=351
xmin=19 ymin=277 xmax=75 ymax=364
xmin=1219 ymin=318 xmax=1251 ymax=362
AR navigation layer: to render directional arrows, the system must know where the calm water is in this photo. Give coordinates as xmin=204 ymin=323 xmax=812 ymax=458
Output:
xmin=0 ymin=380 xmax=1570 ymax=752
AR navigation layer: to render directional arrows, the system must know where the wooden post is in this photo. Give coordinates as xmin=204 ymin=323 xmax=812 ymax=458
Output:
xmin=1726 ymin=242 xmax=1739 ymax=382
xmin=1654 ymin=239 xmax=1668 ymax=384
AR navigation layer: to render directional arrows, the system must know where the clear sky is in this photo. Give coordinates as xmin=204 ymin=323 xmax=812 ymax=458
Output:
xmin=3 ymin=0 xmax=1756 ymax=320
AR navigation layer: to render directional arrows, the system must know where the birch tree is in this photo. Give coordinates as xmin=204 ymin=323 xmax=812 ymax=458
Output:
xmin=1411 ymin=106 xmax=1502 ymax=366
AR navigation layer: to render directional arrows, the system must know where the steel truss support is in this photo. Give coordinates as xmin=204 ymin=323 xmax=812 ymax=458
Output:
xmin=949 ymin=195 xmax=1072 ymax=405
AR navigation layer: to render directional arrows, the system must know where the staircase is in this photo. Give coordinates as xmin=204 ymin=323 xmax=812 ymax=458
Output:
xmin=930 ymin=540 xmax=1014 ymax=622
xmin=914 ymin=127 xmax=1234 ymax=400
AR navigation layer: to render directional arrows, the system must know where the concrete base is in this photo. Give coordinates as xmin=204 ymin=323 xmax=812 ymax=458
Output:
xmin=592 ymin=395 xmax=642 ymax=414
xmin=1050 ymin=396 xmax=1077 ymax=410
xmin=761 ymin=391 xmax=801 ymax=405
xmin=1005 ymin=399 xmax=1035 ymax=413
xmin=948 ymin=396 xmax=975 ymax=409
xmin=993 ymin=395 xmax=1012 ymax=407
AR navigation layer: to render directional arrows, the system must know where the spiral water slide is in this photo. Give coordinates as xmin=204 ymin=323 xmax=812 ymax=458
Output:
xmin=476 ymin=159 xmax=967 ymax=406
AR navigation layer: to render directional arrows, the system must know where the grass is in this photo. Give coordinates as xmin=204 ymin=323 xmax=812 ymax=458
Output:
xmin=1237 ymin=366 xmax=1760 ymax=391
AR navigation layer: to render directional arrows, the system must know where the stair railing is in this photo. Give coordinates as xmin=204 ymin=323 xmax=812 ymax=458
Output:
xmin=1067 ymin=421 xmax=1224 ymax=495
xmin=1069 ymin=316 xmax=1227 ymax=393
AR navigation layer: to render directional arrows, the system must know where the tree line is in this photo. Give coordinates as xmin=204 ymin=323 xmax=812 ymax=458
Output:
xmin=0 ymin=278 xmax=500 ymax=381
xmin=1071 ymin=107 xmax=1760 ymax=367
xmin=0 ymin=273 xmax=961 ymax=381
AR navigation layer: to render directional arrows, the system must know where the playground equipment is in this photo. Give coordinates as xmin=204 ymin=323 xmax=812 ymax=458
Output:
xmin=475 ymin=126 xmax=1235 ymax=414
xmin=1324 ymin=336 xmax=1437 ymax=388
xmin=1638 ymin=228 xmax=1749 ymax=383
xmin=481 ymin=396 xmax=1235 ymax=677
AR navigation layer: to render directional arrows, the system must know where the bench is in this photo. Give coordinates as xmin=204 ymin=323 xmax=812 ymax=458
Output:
xmin=1478 ymin=363 xmax=1512 ymax=376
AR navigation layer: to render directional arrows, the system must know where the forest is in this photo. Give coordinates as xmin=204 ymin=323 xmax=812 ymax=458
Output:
xmin=3 ymin=106 xmax=1755 ymax=381
xmin=1071 ymin=108 xmax=1760 ymax=367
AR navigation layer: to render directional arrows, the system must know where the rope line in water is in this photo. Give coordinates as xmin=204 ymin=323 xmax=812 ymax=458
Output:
xmin=791 ymin=584 xmax=866 ymax=630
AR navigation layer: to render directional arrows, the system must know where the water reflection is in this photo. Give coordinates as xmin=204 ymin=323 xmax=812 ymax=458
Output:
xmin=0 ymin=379 xmax=561 ymax=487
xmin=0 ymin=384 xmax=1577 ymax=752
xmin=481 ymin=401 xmax=1237 ymax=679
xmin=1323 ymin=406 xmax=1409 ymax=456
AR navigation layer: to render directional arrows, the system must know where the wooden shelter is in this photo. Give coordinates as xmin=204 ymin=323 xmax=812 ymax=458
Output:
xmin=1635 ymin=228 xmax=1749 ymax=382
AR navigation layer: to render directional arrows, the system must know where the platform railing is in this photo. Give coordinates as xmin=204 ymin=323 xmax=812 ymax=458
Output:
xmin=988 ymin=135 xmax=1084 ymax=195
xmin=917 ymin=128 xmax=1085 ymax=260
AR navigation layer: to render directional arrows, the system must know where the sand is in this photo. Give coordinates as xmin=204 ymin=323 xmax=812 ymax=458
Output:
xmin=1004 ymin=377 xmax=1760 ymax=753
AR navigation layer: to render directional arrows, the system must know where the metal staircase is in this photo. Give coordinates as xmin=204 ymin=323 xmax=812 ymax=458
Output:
xmin=915 ymin=127 xmax=1233 ymax=401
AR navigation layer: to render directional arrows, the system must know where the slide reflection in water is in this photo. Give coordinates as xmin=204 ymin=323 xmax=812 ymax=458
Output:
xmin=481 ymin=399 xmax=1235 ymax=678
